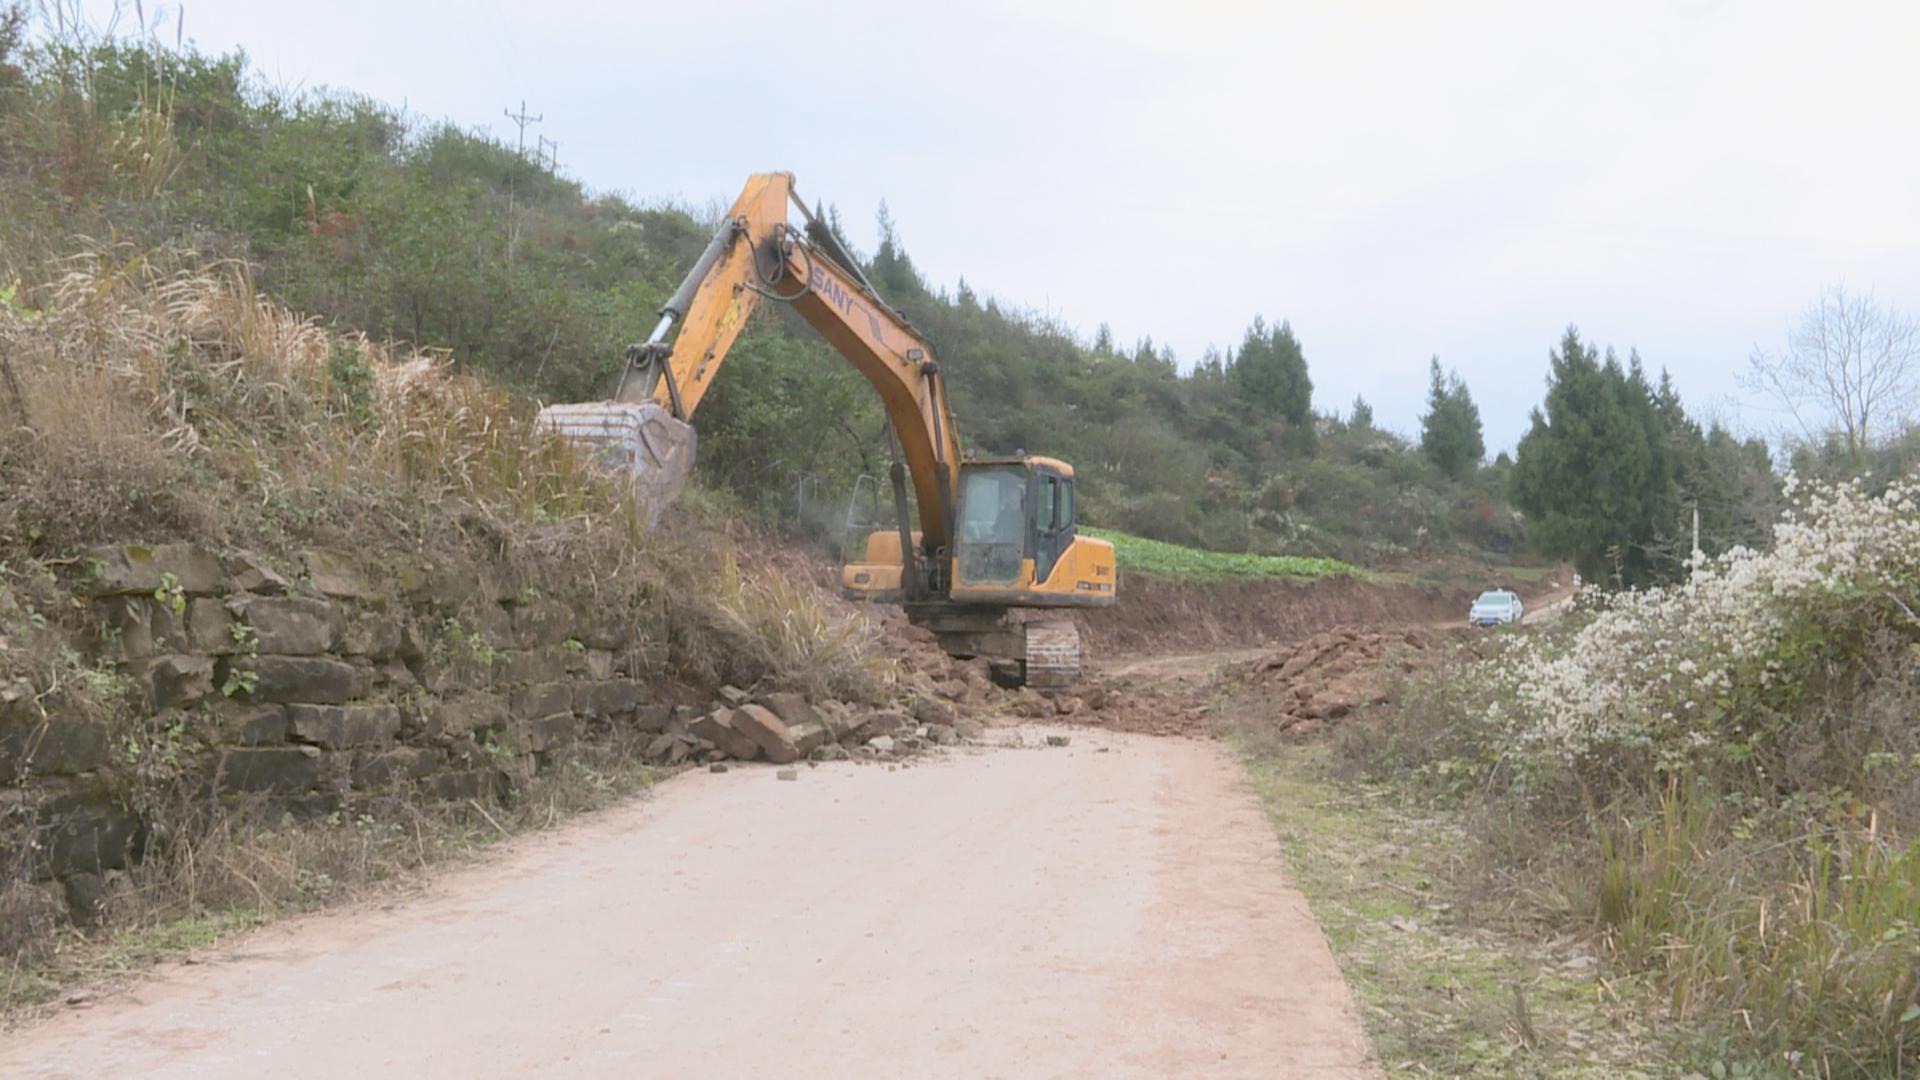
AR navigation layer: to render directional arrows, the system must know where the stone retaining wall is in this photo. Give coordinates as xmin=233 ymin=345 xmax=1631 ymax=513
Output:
xmin=2 ymin=541 xmax=683 ymax=924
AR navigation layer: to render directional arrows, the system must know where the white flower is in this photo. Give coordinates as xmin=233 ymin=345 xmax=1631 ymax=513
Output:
xmin=1483 ymin=473 xmax=1920 ymax=763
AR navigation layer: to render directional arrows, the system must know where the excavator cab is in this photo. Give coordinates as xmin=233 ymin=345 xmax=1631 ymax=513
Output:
xmin=843 ymin=455 xmax=1115 ymax=686
xmin=842 ymin=456 xmax=1113 ymax=606
xmin=947 ymin=456 xmax=1111 ymax=602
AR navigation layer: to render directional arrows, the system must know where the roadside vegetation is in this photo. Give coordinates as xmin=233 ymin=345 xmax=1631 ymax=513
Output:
xmin=1240 ymin=742 xmax=1676 ymax=1078
xmin=1317 ymin=475 xmax=1920 ymax=1077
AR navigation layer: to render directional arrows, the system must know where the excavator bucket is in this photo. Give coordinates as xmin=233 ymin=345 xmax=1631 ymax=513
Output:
xmin=536 ymin=400 xmax=697 ymax=523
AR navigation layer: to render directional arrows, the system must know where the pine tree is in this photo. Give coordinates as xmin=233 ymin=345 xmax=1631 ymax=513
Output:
xmin=1419 ymin=357 xmax=1485 ymax=479
xmin=1511 ymin=328 xmax=1685 ymax=587
xmin=1350 ymin=395 xmax=1374 ymax=429
xmin=868 ymin=201 xmax=924 ymax=300
xmin=1230 ymin=317 xmax=1313 ymax=434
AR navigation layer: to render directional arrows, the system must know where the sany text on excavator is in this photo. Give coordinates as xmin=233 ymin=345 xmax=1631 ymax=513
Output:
xmin=537 ymin=173 xmax=1116 ymax=686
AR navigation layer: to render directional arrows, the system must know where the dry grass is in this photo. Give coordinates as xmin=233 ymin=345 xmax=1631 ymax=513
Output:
xmin=1226 ymin=727 xmax=1675 ymax=1078
xmin=1 ymin=247 xmax=625 ymax=548
xmin=0 ymin=244 xmax=881 ymax=690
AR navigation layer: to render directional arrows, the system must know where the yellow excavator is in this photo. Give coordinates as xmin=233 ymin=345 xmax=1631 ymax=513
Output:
xmin=537 ymin=172 xmax=1115 ymax=685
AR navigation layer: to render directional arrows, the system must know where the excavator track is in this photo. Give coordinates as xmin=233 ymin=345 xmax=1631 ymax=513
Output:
xmin=908 ymin=605 xmax=1082 ymax=690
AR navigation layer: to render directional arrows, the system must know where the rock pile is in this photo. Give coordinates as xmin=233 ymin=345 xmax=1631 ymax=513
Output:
xmin=672 ymin=688 xmax=986 ymax=766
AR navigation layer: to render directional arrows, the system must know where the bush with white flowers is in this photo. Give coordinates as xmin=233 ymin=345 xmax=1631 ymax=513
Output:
xmin=1483 ymin=474 xmax=1920 ymax=770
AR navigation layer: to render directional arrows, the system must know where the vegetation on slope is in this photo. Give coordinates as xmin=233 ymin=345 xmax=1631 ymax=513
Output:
xmin=1 ymin=10 xmax=1897 ymax=589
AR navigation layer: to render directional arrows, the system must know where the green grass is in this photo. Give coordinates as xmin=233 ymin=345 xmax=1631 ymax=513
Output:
xmin=1236 ymin=739 xmax=1677 ymax=1078
xmin=1084 ymin=527 xmax=1364 ymax=582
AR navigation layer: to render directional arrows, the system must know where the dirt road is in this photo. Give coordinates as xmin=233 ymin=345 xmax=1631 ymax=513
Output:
xmin=0 ymin=728 xmax=1375 ymax=1079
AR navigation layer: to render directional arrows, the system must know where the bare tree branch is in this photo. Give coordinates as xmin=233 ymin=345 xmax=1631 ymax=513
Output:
xmin=1743 ymin=284 xmax=1920 ymax=466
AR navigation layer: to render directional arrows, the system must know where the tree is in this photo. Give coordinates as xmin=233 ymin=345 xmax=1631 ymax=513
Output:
xmin=1419 ymin=357 xmax=1485 ymax=479
xmin=0 ymin=3 xmax=25 ymax=94
xmin=868 ymin=201 xmax=925 ymax=300
xmin=1349 ymin=395 xmax=1374 ymax=429
xmin=1511 ymin=328 xmax=1676 ymax=587
xmin=1230 ymin=317 xmax=1313 ymax=428
xmin=1744 ymin=284 xmax=1919 ymax=467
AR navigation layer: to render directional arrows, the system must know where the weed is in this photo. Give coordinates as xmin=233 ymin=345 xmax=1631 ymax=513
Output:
xmin=219 ymin=667 xmax=257 ymax=698
xmin=150 ymin=570 xmax=185 ymax=616
xmin=1235 ymin=738 xmax=1674 ymax=1077
xmin=433 ymin=617 xmax=497 ymax=669
xmin=325 ymin=339 xmax=374 ymax=427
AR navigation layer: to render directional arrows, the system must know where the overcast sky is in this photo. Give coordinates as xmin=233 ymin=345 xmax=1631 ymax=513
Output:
xmin=122 ymin=0 xmax=1920 ymax=448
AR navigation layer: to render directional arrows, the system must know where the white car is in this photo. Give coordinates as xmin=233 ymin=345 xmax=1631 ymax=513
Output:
xmin=1468 ymin=589 xmax=1524 ymax=627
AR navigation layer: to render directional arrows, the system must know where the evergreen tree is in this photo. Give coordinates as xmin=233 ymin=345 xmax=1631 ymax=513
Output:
xmin=1230 ymin=317 xmax=1314 ymax=434
xmin=1511 ymin=328 xmax=1680 ymax=587
xmin=1419 ymin=357 xmax=1485 ymax=479
xmin=1350 ymin=395 xmax=1374 ymax=429
xmin=868 ymin=202 xmax=924 ymax=300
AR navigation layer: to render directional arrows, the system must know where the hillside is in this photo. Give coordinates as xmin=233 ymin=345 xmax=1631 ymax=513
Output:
xmin=0 ymin=32 xmax=1525 ymax=567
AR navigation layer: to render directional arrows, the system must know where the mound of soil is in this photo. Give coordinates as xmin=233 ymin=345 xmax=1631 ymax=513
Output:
xmin=1237 ymin=626 xmax=1450 ymax=735
xmin=1082 ymin=573 xmax=1472 ymax=655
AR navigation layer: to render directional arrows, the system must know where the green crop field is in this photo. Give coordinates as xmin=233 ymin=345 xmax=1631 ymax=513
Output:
xmin=1083 ymin=528 xmax=1364 ymax=582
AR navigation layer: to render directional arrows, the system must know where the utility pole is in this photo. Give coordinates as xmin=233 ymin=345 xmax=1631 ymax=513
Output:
xmin=501 ymin=101 xmax=543 ymax=281
xmin=503 ymin=100 xmax=543 ymax=160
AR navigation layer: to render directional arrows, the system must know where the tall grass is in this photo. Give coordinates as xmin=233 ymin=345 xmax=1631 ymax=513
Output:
xmin=1592 ymin=781 xmax=1920 ymax=1073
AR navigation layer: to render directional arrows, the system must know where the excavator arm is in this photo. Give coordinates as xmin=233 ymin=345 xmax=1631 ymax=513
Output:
xmin=599 ymin=173 xmax=963 ymax=559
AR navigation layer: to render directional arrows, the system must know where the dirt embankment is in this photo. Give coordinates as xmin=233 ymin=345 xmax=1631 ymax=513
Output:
xmin=1052 ymin=571 xmax=1532 ymax=740
xmin=1081 ymin=572 xmax=1473 ymax=656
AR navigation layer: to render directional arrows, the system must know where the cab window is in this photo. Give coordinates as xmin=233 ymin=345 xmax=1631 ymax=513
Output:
xmin=1034 ymin=476 xmax=1057 ymax=532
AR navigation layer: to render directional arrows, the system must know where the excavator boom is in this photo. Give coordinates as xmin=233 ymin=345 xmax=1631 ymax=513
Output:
xmin=577 ymin=173 xmax=962 ymax=554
